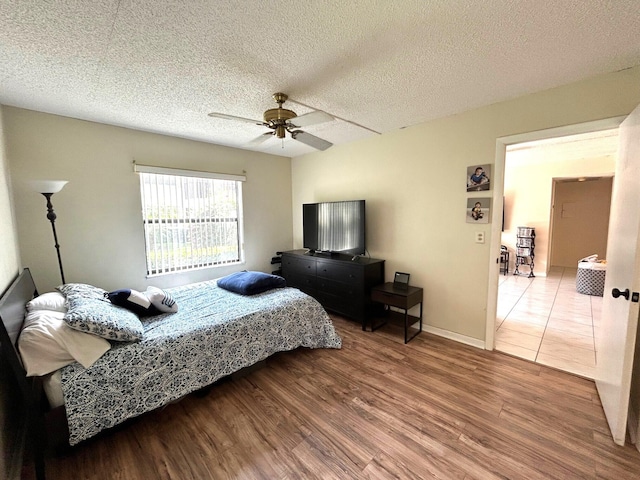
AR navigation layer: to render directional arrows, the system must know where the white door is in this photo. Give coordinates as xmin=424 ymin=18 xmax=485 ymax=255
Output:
xmin=595 ymin=103 xmax=640 ymax=445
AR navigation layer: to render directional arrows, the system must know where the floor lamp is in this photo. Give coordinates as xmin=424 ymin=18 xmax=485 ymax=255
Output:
xmin=29 ymin=180 xmax=68 ymax=285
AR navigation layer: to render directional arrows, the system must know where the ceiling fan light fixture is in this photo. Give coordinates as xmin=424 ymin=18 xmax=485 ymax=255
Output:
xmin=263 ymin=107 xmax=296 ymax=124
xmin=275 ymin=125 xmax=286 ymax=138
xmin=264 ymin=92 xmax=297 ymax=125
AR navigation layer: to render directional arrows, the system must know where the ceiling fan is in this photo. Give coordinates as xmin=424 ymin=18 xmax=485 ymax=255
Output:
xmin=208 ymin=92 xmax=335 ymax=151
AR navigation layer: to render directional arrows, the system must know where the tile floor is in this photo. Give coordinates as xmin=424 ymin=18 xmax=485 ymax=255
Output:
xmin=496 ymin=266 xmax=601 ymax=379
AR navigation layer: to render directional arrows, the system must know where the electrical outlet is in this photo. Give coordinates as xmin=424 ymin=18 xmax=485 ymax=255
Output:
xmin=475 ymin=232 xmax=485 ymax=243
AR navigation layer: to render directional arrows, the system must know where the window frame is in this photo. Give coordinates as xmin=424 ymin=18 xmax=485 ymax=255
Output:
xmin=135 ymin=164 xmax=246 ymax=277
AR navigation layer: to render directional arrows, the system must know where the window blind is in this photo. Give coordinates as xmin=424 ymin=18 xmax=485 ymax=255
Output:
xmin=137 ymin=168 xmax=244 ymax=276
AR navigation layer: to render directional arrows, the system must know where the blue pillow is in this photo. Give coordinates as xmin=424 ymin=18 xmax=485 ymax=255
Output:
xmin=217 ymin=271 xmax=286 ymax=295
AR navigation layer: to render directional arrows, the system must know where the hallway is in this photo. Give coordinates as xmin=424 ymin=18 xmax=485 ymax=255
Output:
xmin=496 ymin=266 xmax=600 ymax=379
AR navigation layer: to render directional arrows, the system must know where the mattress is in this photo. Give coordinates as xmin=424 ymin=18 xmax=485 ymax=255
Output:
xmin=43 ymin=370 xmax=64 ymax=409
xmin=58 ymin=280 xmax=342 ymax=445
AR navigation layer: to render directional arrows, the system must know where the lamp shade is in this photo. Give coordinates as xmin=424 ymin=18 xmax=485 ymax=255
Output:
xmin=28 ymin=180 xmax=68 ymax=194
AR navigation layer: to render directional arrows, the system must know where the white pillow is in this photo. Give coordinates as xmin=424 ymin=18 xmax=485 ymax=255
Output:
xmin=18 ymin=310 xmax=110 ymax=377
xmin=145 ymin=286 xmax=178 ymax=313
xmin=26 ymin=291 xmax=67 ymax=313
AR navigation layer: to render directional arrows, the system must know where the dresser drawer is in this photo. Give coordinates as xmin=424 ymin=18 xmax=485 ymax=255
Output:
xmin=317 ymin=278 xmax=361 ymax=297
xmin=316 ymin=292 xmax=363 ymax=320
xmin=316 ymin=260 xmax=362 ymax=285
xmin=287 ymin=272 xmax=317 ymax=292
xmin=282 ymin=254 xmax=316 ymax=276
xmin=371 ymin=289 xmax=407 ymax=309
xmin=371 ymin=287 xmax=423 ymax=309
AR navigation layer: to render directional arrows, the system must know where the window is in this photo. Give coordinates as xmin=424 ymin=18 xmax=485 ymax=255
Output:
xmin=135 ymin=165 xmax=245 ymax=276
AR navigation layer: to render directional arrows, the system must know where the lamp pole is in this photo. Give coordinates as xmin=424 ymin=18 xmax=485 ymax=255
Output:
xmin=29 ymin=180 xmax=68 ymax=285
xmin=41 ymin=192 xmax=66 ymax=285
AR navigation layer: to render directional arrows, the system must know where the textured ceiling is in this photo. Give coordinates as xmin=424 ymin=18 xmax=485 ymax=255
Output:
xmin=1 ymin=1 xmax=639 ymax=158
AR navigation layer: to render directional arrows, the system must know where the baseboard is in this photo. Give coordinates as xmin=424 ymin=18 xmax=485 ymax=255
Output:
xmin=421 ymin=324 xmax=485 ymax=349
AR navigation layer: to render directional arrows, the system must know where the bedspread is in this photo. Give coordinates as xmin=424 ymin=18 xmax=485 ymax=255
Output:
xmin=60 ymin=280 xmax=342 ymax=445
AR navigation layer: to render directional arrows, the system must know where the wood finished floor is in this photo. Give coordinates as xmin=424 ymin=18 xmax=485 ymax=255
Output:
xmin=39 ymin=315 xmax=640 ymax=480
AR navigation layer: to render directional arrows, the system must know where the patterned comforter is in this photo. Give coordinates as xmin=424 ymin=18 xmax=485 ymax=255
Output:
xmin=60 ymin=280 xmax=342 ymax=445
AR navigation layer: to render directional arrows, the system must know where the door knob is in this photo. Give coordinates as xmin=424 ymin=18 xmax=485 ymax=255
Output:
xmin=612 ymin=288 xmax=630 ymax=300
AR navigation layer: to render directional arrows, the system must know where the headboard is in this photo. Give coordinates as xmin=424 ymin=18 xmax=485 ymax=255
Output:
xmin=0 ymin=267 xmax=37 ymax=394
xmin=0 ymin=268 xmax=46 ymax=479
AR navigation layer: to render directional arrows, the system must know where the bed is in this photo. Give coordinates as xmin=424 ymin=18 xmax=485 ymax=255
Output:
xmin=0 ymin=268 xmax=342 ymax=451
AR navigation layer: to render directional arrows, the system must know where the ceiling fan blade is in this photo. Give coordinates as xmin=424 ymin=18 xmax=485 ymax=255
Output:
xmin=290 ymin=130 xmax=333 ymax=151
xmin=288 ymin=110 xmax=334 ymax=128
xmin=247 ymin=132 xmax=273 ymax=146
xmin=207 ymin=112 xmax=264 ymax=125
xmin=289 ymin=98 xmax=381 ymax=134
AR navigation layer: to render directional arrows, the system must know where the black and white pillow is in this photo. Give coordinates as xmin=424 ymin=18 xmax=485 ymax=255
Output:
xmin=58 ymin=283 xmax=144 ymax=342
xmin=105 ymin=289 xmax=159 ymax=316
xmin=145 ymin=286 xmax=178 ymax=313
xmin=57 ymin=283 xmax=107 ymax=301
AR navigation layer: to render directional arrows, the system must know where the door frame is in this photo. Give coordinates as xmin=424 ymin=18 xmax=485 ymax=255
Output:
xmin=484 ymin=116 xmax=626 ymax=350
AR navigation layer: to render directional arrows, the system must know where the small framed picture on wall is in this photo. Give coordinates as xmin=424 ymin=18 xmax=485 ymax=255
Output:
xmin=466 ymin=197 xmax=491 ymax=224
xmin=466 ymin=164 xmax=491 ymax=192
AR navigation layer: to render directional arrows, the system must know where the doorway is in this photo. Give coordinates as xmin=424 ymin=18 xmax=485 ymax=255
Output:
xmin=485 ymin=119 xmax=625 ymax=376
xmin=550 ymin=176 xmax=613 ymax=267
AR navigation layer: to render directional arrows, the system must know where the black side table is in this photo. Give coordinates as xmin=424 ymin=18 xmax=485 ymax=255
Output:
xmin=370 ymin=282 xmax=423 ymax=343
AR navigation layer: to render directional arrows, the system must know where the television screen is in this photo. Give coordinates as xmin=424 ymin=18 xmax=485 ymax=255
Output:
xmin=303 ymin=200 xmax=365 ymax=255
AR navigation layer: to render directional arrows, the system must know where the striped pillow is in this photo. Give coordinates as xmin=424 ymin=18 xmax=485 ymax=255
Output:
xmin=145 ymin=286 xmax=178 ymax=313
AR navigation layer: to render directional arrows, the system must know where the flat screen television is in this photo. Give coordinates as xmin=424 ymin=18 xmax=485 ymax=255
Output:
xmin=303 ymin=200 xmax=366 ymax=256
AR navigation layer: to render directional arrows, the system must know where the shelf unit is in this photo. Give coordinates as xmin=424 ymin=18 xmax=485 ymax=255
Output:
xmin=513 ymin=226 xmax=535 ymax=277
xmin=499 ymin=246 xmax=509 ymax=275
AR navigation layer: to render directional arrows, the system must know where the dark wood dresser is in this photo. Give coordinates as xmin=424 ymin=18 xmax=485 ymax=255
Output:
xmin=281 ymin=250 xmax=384 ymax=329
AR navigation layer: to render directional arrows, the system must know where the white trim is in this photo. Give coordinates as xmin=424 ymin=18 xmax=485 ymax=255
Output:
xmin=498 ymin=116 xmax=626 ymax=146
xmin=484 ymin=115 xmax=626 ymax=351
xmin=134 ymin=163 xmax=246 ymax=182
xmin=422 ymin=324 xmax=486 ymax=350
xmin=485 ymin=139 xmax=506 ymax=351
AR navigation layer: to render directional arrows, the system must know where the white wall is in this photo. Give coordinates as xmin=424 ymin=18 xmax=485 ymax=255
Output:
xmin=0 ymin=110 xmax=20 ymax=286
xmin=503 ymin=155 xmax=615 ymax=274
xmin=291 ymin=66 xmax=640 ymax=343
xmin=0 ymin=105 xmax=23 ymax=480
xmin=5 ymin=108 xmax=293 ymax=293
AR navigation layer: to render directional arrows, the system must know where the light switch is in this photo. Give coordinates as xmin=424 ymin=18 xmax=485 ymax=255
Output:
xmin=475 ymin=232 xmax=485 ymax=243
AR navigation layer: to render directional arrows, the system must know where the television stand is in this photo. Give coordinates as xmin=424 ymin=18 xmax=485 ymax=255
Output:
xmin=281 ymin=250 xmax=385 ymax=327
